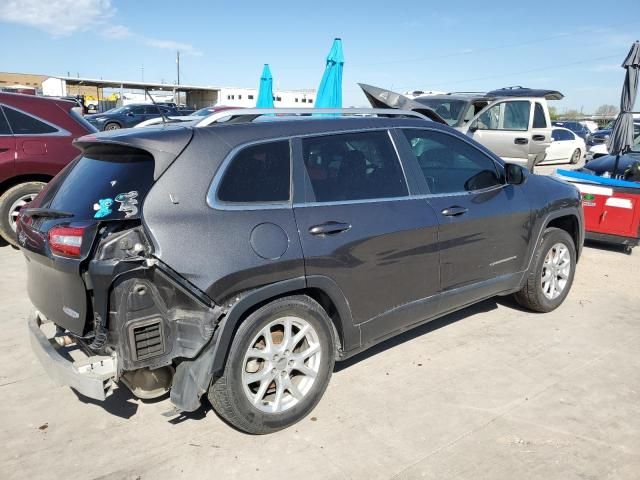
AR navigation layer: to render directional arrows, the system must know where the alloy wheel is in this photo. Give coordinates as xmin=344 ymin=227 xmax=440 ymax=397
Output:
xmin=8 ymin=192 xmax=38 ymax=233
xmin=541 ymin=243 xmax=571 ymax=300
xmin=241 ymin=315 xmax=322 ymax=413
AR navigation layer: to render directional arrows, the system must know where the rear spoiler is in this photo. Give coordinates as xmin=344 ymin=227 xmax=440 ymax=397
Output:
xmin=486 ymin=87 xmax=564 ymax=100
xmin=74 ymin=125 xmax=194 ymax=180
xmin=358 ymin=84 xmax=448 ymax=124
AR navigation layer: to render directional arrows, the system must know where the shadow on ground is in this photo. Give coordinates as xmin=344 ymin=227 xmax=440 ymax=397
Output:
xmin=334 ymin=298 xmax=500 ymax=372
xmin=584 ymin=239 xmax=634 ymax=255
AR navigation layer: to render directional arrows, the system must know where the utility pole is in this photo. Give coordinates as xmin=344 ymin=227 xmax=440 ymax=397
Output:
xmin=141 ymin=64 xmax=144 ymax=82
xmin=176 ymin=50 xmax=180 ymax=85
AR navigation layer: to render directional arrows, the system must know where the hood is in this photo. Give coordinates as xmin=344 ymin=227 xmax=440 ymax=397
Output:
xmin=584 ymin=152 xmax=640 ymax=175
xmin=358 ymin=83 xmax=447 ymax=124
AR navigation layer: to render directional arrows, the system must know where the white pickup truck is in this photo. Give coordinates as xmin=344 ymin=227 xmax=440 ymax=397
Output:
xmin=360 ymin=84 xmax=563 ymax=170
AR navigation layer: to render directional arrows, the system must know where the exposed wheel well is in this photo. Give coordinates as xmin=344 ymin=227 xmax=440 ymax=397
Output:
xmin=546 ymin=215 xmax=580 ymax=259
xmin=224 ymin=288 xmax=345 ymax=360
xmin=0 ymin=174 xmax=52 ymax=197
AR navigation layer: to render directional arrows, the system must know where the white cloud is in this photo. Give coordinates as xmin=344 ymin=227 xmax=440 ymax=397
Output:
xmin=102 ymin=24 xmax=132 ymax=39
xmin=0 ymin=0 xmax=202 ymax=56
xmin=143 ymin=37 xmax=202 ymax=56
xmin=0 ymin=0 xmax=114 ymax=36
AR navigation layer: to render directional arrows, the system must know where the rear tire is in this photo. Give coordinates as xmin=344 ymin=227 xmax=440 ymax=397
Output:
xmin=514 ymin=227 xmax=576 ymax=313
xmin=208 ymin=295 xmax=335 ymax=434
xmin=570 ymin=149 xmax=581 ymax=164
xmin=0 ymin=182 xmax=46 ymax=247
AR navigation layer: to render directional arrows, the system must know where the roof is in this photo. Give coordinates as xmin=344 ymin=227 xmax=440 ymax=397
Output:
xmin=55 ymin=76 xmax=222 ymax=92
xmin=74 ymin=116 xmax=446 ymax=178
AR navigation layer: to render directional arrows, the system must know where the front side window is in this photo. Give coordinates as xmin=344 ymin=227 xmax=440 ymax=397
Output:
xmin=402 ymin=129 xmax=501 ymax=194
xmin=476 ymin=101 xmax=531 ymax=131
xmin=130 ymin=106 xmax=145 ymax=115
xmin=301 ymin=131 xmax=408 ymax=203
xmin=144 ymin=106 xmax=160 ymax=115
xmin=3 ymin=106 xmax=58 ymax=134
xmin=217 ymin=140 xmax=290 ymax=203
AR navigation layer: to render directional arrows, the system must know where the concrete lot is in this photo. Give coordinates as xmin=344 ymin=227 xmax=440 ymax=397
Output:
xmin=1 ymin=212 xmax=639 ymax=479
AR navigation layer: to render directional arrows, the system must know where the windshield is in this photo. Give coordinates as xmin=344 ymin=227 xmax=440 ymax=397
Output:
xmin=103 ymin=106 xmax=129 ymax=115
xmin=413 ymin=98 xmax=468 ymax=126
xmin=192 ymin=107 xmax=213 ymax=117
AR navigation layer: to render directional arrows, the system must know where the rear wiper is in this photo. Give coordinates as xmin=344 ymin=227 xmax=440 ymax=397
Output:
xmin=21 ymin=208 xmax=74 ymax=219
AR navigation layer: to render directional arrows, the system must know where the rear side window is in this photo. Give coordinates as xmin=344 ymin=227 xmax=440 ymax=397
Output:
xmin=48 ymin=148 xmax=155 ymax=219
xmin=3 ymin=106 xmax=58 ymax=134
xmin=0 ymin=107 xmax=11 ymax=135
xmin=533 ymin=103 xmax=547 ymax=128
xmin=217 ymin=140 xmax=290 ymax=203
xmin=402 ymin=129 xmax=501 ymax=194
xmin=301 ymin=130 xmax=408 ymax=202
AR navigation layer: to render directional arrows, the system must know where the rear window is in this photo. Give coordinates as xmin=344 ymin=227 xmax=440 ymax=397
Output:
xmin=3 ymin=106 xmax=59 ymax=134
xmin=48 ymin=148 xmax=155 ymax=220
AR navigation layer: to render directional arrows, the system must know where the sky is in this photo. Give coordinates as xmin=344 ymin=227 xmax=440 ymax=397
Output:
xmin=0 ymin=0 xmax=638 ymax=113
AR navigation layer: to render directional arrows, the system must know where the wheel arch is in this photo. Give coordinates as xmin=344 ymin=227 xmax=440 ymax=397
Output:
xmin=209 ymin=276 xmax=357 ymax=379
xmin=0 ymin=174 xmax=52 ymax=197
xmin=545 ymin=213 xmax=582 ymax=260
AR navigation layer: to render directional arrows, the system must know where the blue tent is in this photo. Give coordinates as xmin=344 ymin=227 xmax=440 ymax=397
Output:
xmin=256 ymin=64 xmax=274 ymax=108
xmin=315 ymin=38 xmax=344 ymax=109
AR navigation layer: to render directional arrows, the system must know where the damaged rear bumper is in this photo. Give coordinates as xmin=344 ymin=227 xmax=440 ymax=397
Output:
xmin=29 ymin=312 xmax=117 ymax=401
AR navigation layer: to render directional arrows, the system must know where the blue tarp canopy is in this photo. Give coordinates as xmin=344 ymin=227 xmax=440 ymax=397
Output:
xmin=256 ymin=64 xmax=274 ymax=108
xmin=315 ymin=38 xmax=344 ymax=109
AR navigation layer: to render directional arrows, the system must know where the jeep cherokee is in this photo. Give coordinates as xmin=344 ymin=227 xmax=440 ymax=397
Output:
xmin=18 ymin=109 xmax=584 ymax=434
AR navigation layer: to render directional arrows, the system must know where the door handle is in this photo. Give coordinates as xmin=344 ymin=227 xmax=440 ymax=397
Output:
xmin=514 ymin=137 xmax=529 ymax=145
xmin=309 ymin=221 xmax=352 ymax=236
xmin=441 ymin=206 xmax=468 ymax=217
xmin=0 ymin=148 xmax=9 ymax=153
xmin=532 ymin=134 xmax=546 ymax=141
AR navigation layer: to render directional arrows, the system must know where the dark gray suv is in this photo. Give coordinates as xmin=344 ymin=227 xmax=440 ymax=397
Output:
xmin=18 ymin=110 xmax=584 ymax=434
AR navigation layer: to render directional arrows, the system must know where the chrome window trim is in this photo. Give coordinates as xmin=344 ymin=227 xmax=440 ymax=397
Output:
xmin=1 ymin=103 xmax=71 ymax=137
xmin=207 ymin=125 xmax=507 ymax=212
xmin=207 ymin=136 xmax=294 ymax=211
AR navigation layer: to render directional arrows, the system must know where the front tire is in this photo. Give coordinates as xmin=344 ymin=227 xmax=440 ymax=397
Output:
xmin=0 ymin=182 xmax=46 ymax=246
xmin=514 ymin=227 xmax=576 ymax=313
xmin=104 ymin=122 xmax=121 ymax=131
xmin=208 ymin=295 xmax=335 ymax=434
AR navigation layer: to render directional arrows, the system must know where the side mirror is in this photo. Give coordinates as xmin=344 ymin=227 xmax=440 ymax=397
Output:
xmin=505 ymin=163 xmax=525 ymax=185
xmin=468 ymin=121 xmax=479 ymax=132
xmin=126 ymin=112 xmax=134 ymax=117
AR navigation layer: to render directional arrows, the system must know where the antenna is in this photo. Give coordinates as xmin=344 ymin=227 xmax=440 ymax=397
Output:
xmin=145 ymin=89 xmax=168 ymax=125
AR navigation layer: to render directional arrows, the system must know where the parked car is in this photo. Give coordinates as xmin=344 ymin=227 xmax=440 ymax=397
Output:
xmin=361 ymin=84 xmax=561 ymax=170
xmin=586 ymin=121 xmax=640 ymax=160
xmin=0 ymin=92 xmax=96 ymax=246
xmin=20 ymin=109 xmax=584 ymax=434
xmin=552 ymin=121 xmax=590 ymax=142
xmin=85 ymin=104 xmax=179 ymax=130
xmin=580 ymin=120 xmax=599 ymax=133
xmin=190 ymin=105 xmax=239 ymax=117
xmin=540 ymin=127 xmax=586 ymax=164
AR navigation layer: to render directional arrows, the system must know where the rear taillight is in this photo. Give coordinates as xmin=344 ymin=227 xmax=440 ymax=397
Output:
xmin=48 ymin=226 xmax=85 ymax=257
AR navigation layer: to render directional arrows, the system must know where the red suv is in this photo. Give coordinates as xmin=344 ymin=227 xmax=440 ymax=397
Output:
xmin=0 ymin=93 xmax=96 ymax=245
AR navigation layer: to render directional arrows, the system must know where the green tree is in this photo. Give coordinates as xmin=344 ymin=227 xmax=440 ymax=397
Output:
xmin=548 ymin=106 xmax=558 ymax=120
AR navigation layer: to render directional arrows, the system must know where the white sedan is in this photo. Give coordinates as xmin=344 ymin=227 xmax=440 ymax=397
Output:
xmin=541 ymin=127 xmax=586 ymax=165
